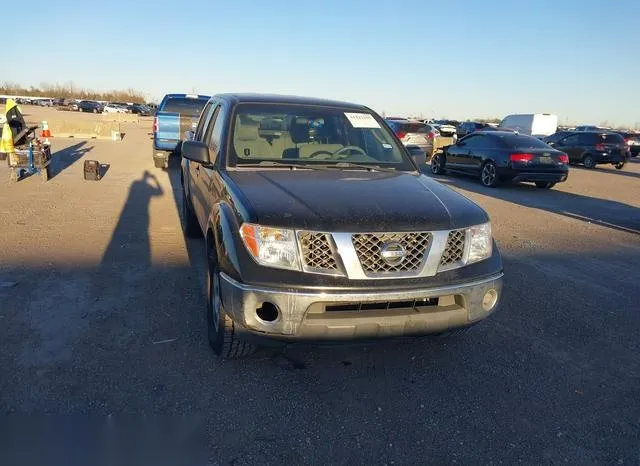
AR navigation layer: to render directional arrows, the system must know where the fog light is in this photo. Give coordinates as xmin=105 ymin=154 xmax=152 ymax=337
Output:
xmin=482 ymin=289 xmax=498 ymax=311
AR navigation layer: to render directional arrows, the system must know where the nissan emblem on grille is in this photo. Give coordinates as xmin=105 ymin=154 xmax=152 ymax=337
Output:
xmin=380 ymin=241 xmax=407 ymax=266
xmin=352 ymin=232 xmax=432 ymax=275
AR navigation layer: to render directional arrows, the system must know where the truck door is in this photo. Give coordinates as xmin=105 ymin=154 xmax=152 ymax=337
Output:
xmin=194 ymin=104 xmax=225 ymax=227
xmin=191 ymin=105 xmax=220 ymax=227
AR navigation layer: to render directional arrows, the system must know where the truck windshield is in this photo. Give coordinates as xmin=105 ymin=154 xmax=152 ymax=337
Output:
xmin=230 ymin=103 xmax=414 ymax=170
xmin=161 ymin=97 xmax=207 ymax=116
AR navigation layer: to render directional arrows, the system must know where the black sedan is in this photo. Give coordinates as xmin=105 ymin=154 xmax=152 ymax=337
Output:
xmin=431 ymin=131 xmax=569 ymax=189
xmin=77 ymin=100 xmax=104 ymax=113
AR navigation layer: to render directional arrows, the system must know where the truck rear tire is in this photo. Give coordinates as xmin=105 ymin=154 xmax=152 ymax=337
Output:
xmin=207 ymin=245 xmax=257 ymax=359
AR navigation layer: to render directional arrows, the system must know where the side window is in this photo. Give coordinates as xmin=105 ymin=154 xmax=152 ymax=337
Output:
xmin=208 ymin=105 xmax=228 ymax=153
xmin=194 ymin=102 xmax=213 ymax=141
xmin=577 ymin=134 xmax=594 ymax=145
xmin=202 ymin=105 xmax=221 ymax=147
xmin=560 ymin=135 xmax=580 ymax=146
xmin=461 ymin=135 xmax=484 ymax=149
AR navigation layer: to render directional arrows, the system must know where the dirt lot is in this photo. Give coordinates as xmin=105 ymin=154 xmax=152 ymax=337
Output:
xmin=1 ymin=107 xmax=639 ymax=464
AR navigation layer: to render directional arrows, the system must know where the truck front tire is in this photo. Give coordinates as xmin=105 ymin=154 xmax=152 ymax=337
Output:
xmin=207 ymin=243 xmax=257 ymax=359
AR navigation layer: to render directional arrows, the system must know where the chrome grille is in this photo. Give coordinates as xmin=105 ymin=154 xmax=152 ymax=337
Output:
xmin=299 ymin=232 xmax=338 ymax=271
xmin=440 ymin=229 xmax=466 ymax=266
xmin=352 ymin=232 xmax=432 ymax=274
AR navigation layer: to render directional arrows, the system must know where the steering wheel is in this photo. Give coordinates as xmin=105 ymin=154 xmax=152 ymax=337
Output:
xmin=307 ymin=145 xmax=368 ymax=160
xmin=307 ymin=150 xmax=333 ymax=159
xmin=331 ymin=146 xmax=367 ymax=158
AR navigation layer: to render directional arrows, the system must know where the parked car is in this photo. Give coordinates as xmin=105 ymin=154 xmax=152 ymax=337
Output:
xmin=500 ymin=113 xmax=558 ymax=138
xmin=110 ymin=102 xmax=132 ymax=113
xmin=479 ymin=126 xmax=518 ymax=133
xmin=432 ymin=131 xmax=569 ymax=189
xmin=457 ymin=121 xmax=490 ymax=138
xmin=432 ymin=119 xmax=460 ymax=128
xmin=129 ymin=104 xmax=152 ymax=116
xmin=385 ymin=119 xmax=447 ymax=162
xmin=544 ymin=131 xmax=629 ymax=169
xmin=37 ymin=99 xmax=54 ymax=107
xmin=179 ymin=93 xmax=504 ymax=359
xmin=610 ymin=131 xmax=640 ymax=157
xmin=152 ymin=93 xmax=210 ymax=168
xmin=103 ymin=103 xmax=126 ymax=113
xmin=430 ymin=122 xmax=458 ymax=139
xmin=77 ymin=100 xmax=104 ymax=113
xmin=573 ymin=125 xmax=607 ymax=132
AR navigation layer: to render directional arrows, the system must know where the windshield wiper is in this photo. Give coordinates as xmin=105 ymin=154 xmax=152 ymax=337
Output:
xmin=241 ymin=161 xmax=331 ymax=170
xmin=318 ymin=162 xmax=401 ymax=173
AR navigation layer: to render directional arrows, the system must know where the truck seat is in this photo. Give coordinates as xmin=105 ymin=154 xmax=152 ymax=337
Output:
xmin=234 ymin=120 xmax=274 ymax=159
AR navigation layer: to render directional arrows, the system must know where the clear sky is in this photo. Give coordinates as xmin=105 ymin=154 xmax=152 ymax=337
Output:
xmin=6 ymin=0 xmax=640 ymax=127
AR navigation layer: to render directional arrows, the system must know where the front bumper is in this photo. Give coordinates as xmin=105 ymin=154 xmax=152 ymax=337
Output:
xmin=220 ymin=272 xmax=504 ymax=341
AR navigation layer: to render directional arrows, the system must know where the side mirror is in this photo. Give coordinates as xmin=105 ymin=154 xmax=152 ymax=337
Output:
xmin=182 ymin=140 xmax=212 ymax=166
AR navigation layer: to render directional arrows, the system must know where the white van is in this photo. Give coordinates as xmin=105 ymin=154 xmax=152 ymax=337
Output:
xmin=500 ymin=114 xmax=558 ymax=138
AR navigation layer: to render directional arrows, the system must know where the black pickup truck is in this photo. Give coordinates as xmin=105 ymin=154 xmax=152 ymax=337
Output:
xmin=180 ymin=94 xmax=504 ymax=359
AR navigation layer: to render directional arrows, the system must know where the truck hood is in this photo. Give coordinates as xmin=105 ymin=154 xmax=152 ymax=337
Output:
xmin=225 ymin=170 xmax=488 ymax=231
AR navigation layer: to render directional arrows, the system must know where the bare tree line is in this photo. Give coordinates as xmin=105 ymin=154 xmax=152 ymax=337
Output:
xmin=0 ymin=82 xmax=148 ymax=103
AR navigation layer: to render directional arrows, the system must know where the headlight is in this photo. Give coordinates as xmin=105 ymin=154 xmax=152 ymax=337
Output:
xmin=240 ymin=224 xmax=301 ymax=271
xmin=466 ymin=222 xmax=492 ymax=264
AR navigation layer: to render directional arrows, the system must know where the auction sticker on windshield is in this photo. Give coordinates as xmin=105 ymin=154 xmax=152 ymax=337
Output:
xmin=344 ymin=112 xmax=381 ymax=128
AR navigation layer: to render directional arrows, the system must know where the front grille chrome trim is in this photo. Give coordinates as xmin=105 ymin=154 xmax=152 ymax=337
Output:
xmin=296 ymin=228 xmax=471 ymax=280
xmin=332 ymin=231 xmax=451 ymax=280
xmin=297 ymin=231 xmax=345 ymax=277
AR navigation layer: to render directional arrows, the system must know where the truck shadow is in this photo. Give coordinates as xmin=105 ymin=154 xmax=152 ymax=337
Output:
xmin=427 ymin=170 xmax=640 ymax=235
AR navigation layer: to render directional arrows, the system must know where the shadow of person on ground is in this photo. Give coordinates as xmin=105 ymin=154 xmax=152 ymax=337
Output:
xmin=100 ymin=170 xmax=163 ymax=271
xmin=49 ymin=141 xmax=93 ymax=179
xmin=427 ymin=169 xmax=640 ymax=235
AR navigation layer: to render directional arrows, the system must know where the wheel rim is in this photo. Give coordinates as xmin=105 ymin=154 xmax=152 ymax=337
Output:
xmin=208 ymin=260 xmax=220 ymax=333
xmin=431 ymin=156 xmax=439 ymax=173
xmin=482 ymin=164 xmax=496 ymax=185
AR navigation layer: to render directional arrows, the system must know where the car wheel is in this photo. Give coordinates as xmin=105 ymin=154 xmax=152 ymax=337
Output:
xmin=480 ymin=161 xmax=500 ymax=188
xmin=582 ymin=154 xmax=596 ymax=169
xmin=182 ymin=185 xmax=202 ymax=238
xmin=615 ymin=162 xmax=625 ymax=170
xmin=206 ymin=243 xmax=256 ymax=359
xmin=535 ymin=181 xmax=555 ymax=189
xmin=92 ymin=108 xmax=98 ymax=114
xmin=431 ymin=153 xmax=445 ymax=175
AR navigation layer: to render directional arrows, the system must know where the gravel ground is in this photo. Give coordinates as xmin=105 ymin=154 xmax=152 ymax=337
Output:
xmin=1 ymin=110 xmax=639 ymax=465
